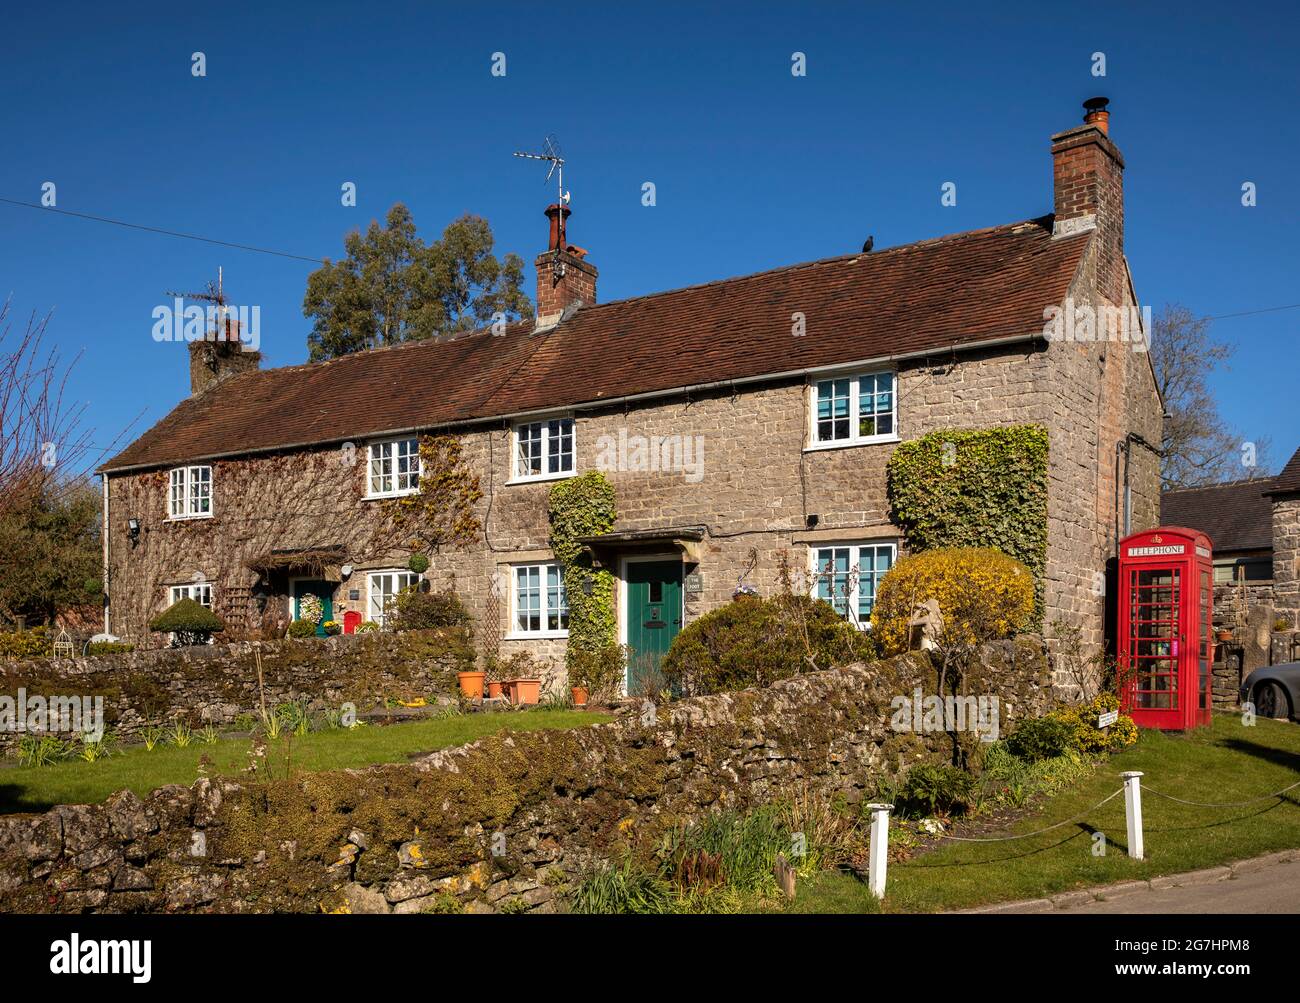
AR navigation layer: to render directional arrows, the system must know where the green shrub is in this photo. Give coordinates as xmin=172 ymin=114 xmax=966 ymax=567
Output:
xmin=286 ymin=619 xmax=317 ymax=639
xmin=1046 ymin=692 xmax=1137 ymax=757
xmin=895 ymin=763 xmax=977 ymax=817
xmin=388 ymin=588 xmax=469 ymax=632
xmin=567 ymin=641 xmax=627 ymax=700
xmin=407 ymin=554 xmax=430 ymax=574
xmin=1006 ymin=716 xmax=1075 ymax=762
xmin=86 ymin=641 xmax=134 ymax=656
xmin=571 ymin=858 xmax=674 ymax=915
xmin=0 ymin=626 xmax=53 ymax=659
xmin=664 ymin=806 xmax=791 ymax=892
xmin=148 ymin=598 xmax=225 ymax=646
xmin=16 ymin=734 xmax=67 ymax=767
xmin=662 ymin=593 xmax=875 ymax=696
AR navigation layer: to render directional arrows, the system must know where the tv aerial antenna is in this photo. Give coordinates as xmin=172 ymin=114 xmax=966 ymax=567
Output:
xmin=513 ymin=135 xmax=569 ymax=205
xmin=165 ymin=266 xmax=231 ymax=335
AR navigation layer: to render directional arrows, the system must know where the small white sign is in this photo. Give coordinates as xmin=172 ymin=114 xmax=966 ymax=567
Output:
xmin=1098 ymin=710 xmax=1119 ymax=729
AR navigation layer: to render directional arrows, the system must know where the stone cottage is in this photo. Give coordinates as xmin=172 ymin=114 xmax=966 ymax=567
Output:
xmin=98 ymin=99 xmax=1162 ymax=692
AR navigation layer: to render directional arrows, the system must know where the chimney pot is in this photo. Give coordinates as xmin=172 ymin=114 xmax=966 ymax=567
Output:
xmin=534 ymin=203 xmax=596 ymax=327
xmin=1083 ymin=96 xmax=1110 ymax=134
xmin=544 ymin=202 xmax=571 ymax=251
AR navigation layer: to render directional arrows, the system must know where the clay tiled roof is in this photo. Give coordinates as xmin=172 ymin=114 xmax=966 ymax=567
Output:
xmin=1263 ymin=447 xmax=1300 ymax=497
xmin=101 ymin=216 xmax=1089 ymax=473
xmin=1161 ymin=480 xmax=1276 ymax=553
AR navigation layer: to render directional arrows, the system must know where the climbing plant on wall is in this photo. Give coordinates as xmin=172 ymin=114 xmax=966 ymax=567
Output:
xmin=548 ymin=471 xmax=618 ymax=669
xmin=383 ymin=435 xmax=483 ymax=554
xmin=886 ymin=425 xmax=1049 ymax=616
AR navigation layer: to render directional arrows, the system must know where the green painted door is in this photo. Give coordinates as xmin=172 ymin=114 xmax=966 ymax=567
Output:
xmin=293 ymin=580 xmax=334 ymax=637
xmin=625 ymin=560 xmax=683 ymax=696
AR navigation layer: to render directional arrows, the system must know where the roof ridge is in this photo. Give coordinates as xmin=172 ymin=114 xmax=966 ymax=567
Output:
xmin=573 ymin=216 xmax=1056 ymax=314
xmin=1163 ymin=477 xmax=1277 ymax=494
xmin=226 ymin=215 xmax=1059 ymax=383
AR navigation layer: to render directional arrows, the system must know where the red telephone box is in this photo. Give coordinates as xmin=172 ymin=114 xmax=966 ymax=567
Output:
xmin=1117 ymin=526 xmax=1213 ymax=730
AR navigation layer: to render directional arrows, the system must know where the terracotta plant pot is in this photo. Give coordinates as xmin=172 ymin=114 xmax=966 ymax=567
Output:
xmin=509 ymin=678 xmax=542 ymax=706
xmin=487 ymin=680 xmax=504 ymax=699
xmin=571 ymin=686 xmax=589 ymax=707
xmin=1216 ymin=630 xmax=1234 ymax=642
xmin=457 ymin=671 xmax=485 ymax=699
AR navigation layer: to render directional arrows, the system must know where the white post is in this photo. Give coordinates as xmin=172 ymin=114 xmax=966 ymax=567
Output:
xmin=1121 ymin=771 xmax=1144 ymax=861
xmin=866 ymin=802 xmax=892 ymax=898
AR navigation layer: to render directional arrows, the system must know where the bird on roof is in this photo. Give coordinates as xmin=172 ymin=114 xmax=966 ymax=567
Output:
xmin=862 ymin=236 xmax=874 ymax=253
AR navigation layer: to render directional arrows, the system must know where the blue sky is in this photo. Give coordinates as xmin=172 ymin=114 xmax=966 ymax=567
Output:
xmin=1 ymin=0 xmax=1296 ymax=472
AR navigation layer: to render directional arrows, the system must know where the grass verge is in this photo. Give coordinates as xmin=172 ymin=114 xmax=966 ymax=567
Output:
xmin=0 ymin=708 xmax=609 ymax=814
xmin=785 ymin=714 xmax=1300 ymax=913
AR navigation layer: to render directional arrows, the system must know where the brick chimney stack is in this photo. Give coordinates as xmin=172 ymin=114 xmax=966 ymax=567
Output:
xmin=534 ymin=202 xmax=597 ymax=328
xmin=188 ymin=317 xmax=260 ymax=397
xmin=1051 ymin=96 xmax=1126 ymax=304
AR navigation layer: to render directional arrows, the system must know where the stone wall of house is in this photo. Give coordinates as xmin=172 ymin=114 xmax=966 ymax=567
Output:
xmin=106 ymin=291 xmax=1161 ymax=692
xmin=0 ymin=629 xmax=471 ymax=752
xmin=1273 ymin=497 xmax=1300 ymax=625
xmin=1041 ymin=239 xmax=1162 ymax=678
xmin=0 ymin=638 xmax=1053 ymax=914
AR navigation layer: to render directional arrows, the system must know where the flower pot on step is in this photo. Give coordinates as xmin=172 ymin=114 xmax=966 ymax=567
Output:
xmin=487 ymin=680 xmax=504 ymax=699
xmin=457 ymin=671 xmax=485 ymax=699
xmin=509 ymin=678 xmax=541 ymax=705
xmin=571 ymin=686 xmax=588 ymax=707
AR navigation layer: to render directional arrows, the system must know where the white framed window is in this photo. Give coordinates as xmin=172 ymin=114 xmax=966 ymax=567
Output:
xmin=509 ymin=563 xmax=569 ymax=637
xmin=367 ymin=569 xmax=420 ymax=628
xmin=809 ymin=541 xmax=896 ymax=627
xmin=168 ymin=583 xmax=213 ymax=608
xmin=513 ymin=417 xmax=574 ymax=481
xmin=168 ymin=465 xmax=213 ymax=518
xmin=367 ymin=437 xmax=421 ymax=498
xmin=809 ymin=371 xmax=896 ymax=447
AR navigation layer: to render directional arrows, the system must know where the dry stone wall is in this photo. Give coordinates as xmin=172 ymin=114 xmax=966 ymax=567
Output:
xmin=0 ymin=639 xmax=1052 ymax=914
xmin=0 ymin=629 xmax=472 ymax=752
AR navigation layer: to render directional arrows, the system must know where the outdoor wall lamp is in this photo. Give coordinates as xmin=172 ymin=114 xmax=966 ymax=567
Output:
xmin=126 ymin=518 xmax=141 ymax=545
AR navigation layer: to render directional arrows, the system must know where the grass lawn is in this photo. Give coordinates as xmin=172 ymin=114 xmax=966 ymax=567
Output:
xmin=785 ymin=714 xmax=1300 ymax=913
xmin=0 ymin=708 xmax=610 ymax=814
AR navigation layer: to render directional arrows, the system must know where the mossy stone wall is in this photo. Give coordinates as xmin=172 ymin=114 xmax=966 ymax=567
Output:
xmin=0 ymin=629 xmax=472 ymax=751
xmin=0 ymin=638 xmax=1051 ymax=914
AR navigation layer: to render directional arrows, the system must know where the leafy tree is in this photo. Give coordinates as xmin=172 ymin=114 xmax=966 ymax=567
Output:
xmin=148 ymin=597 xmax=225 ymax=647
xmin=303 ymin=204 xmax=530 ymax=360
xmin=1151 ymin=304 xmax=1273 ymax=489
xmin=0 ymin=476 xmax=101 ymax=626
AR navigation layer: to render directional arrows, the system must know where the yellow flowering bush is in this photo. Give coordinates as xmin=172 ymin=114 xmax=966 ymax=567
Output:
xmin=1046 ymin=692 xmax=1137 ymax=756
xmin=872 ymin=547 xmax=1036 ymax=656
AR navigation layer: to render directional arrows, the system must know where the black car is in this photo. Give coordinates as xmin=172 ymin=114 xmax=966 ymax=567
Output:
xmin=1240 ymin=662 xmax=1300 ymax=721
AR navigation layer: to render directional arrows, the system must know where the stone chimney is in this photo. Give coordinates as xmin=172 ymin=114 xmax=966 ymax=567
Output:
xmin=1051 ymin=96 xmax=1126 ymax=304
xmin=534 ymin=203 xmax=597 ymax=329
xmin=188 ymin=317 xmax=260 ymax=396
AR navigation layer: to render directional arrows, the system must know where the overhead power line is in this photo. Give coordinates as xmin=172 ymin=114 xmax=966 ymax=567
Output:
xmin=0 ymin=197 xmax=325 ymax=263
xmin=4 ymin=195 xmax=1299 ymax=320
xmin=1205 ymin=303 xmax=1300 ymax=321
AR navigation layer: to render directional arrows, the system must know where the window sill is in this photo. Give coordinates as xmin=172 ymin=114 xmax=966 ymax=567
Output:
xmin=363 ymin=490 xmax=420 ymax=501
xmin=504 ymin=631 xmax=570 ymax=641
xmin=803 ymin=435 xmax=900 ymax=453
xmin=166 ymin=513 xmax=214 ymax=522
xmin=506 ymin=471 xmax=576 ymax=486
